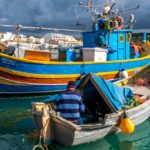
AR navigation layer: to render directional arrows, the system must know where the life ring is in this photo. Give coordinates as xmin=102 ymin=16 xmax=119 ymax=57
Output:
xmin=113 ymin=16 xmax=124 ymax=30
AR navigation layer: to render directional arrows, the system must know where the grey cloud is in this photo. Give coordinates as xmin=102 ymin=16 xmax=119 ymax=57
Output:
xmin=0 ymin=0 xmax=149 ymax=29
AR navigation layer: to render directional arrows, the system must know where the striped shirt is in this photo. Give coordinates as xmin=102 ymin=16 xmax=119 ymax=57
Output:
xmin=55 ymin=90 xmax=85 ymax=121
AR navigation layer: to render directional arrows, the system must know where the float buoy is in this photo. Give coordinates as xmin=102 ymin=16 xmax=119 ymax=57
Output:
xmin=119 ymin=112 xmax=135 ymax=134
xmin=119 ymin=69 xmax=128 ymax=79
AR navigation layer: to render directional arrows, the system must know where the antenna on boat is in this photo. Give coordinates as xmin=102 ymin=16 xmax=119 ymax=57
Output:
xmin=75 ymin=7 xmax=80 ymax=26
xmin=78 ymin=0 xmax=117 ymax=31
xmin=122 ymin=0 xmax=125 ymax=17
xmin=79 ymin=0 xmax=95 ymax=30
xmin=121 ymin=4 xmax=140 ymax=29
xmin=120 ymin=5 xmax=140 ymax=13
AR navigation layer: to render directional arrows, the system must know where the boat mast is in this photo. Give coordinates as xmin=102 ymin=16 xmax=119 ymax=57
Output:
xmin=79 ymin=0 xmax=95 ymax=30
xmin=16 ymin=27 xmax=19 ymax=46
xmin=87 ymin=0 xmax=95 ymax=30
xmin=122 ymin=0 xmax=125 ymax=17
xmin=16 ymin=25 xmax=22 ymax=57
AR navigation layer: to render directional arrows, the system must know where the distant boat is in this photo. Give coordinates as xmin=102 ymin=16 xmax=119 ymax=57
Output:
xmin=31 ymin=64 xmax=150 ymax=146
xmin=0 ymin=0 xmax=150 ymax=95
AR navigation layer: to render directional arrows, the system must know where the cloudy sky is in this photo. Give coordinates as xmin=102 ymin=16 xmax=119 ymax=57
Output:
xmin=0 ymin=0 xmax=149 ymax=30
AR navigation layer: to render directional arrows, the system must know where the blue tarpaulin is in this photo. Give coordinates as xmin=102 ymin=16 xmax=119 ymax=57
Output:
xmin=79 ymin=74 xmax=134 ymax=110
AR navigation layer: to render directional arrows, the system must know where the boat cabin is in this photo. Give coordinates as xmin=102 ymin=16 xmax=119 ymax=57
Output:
xmin=76 ymin=73 xmax=133 ymax=124
xmin=83 ymin=30 xmax=132 ymax=61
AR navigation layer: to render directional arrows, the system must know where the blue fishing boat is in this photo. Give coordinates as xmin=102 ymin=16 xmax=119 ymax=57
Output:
xmin=0 ymin=0 xmax=150 ymax=95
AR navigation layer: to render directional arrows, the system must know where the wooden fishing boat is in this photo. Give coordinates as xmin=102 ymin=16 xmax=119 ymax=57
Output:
xmin=32 ymin=64 xmax=150 ymax=146
xmin=1 ymin=52 xmax=150 ymax=95
xmin=0 ymin=0 xmax=150 ymax=95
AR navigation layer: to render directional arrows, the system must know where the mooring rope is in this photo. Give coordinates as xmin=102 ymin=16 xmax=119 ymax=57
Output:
xmin=32 ymin=135 xmax=45 ymax=150
xmin=32 ymin=104 xmax=54 ymax=150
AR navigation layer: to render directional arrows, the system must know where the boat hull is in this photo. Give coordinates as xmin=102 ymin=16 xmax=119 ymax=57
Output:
xmin=72 ymin=100 xmax=150 ymax=146
xmin=0 ymin=53 xmax=150 ymax=94
xmin=32 ymin=99 xmax=150 ymax=146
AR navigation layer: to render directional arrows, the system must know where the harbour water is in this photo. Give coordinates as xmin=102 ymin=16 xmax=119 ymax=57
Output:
xmin=1 ymin=96 xmax=150 ymax=150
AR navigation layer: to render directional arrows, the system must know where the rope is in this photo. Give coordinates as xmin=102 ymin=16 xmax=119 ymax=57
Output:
xmin=32 ymin=135 xmax=45 ymax=150
xmin=32 ymin=119 xmax=50 ymax=150
xmin=32 ymin=105 xmax=53 ymax=150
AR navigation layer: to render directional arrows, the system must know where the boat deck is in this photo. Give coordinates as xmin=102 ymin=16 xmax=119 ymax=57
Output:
xmin=125 ymin=85 xmax=150 ymax=99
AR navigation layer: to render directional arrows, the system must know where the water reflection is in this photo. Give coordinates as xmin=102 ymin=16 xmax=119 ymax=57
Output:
xmin=120 ymin=141 xmax=133 ymax=150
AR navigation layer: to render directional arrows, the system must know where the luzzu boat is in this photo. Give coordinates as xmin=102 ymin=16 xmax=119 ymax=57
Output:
xmin=0 ymin=0 xmax=150 ymax=95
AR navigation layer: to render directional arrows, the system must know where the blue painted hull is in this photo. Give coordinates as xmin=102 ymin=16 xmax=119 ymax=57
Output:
xmin=0 ymin=53 xmax=150 ymax=94
xmin=0 ymin=83 xmax=66 ymax=94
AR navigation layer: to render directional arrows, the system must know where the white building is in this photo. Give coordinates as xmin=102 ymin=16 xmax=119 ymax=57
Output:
xmin=0 ymin=32 xmax=15 ymax=42
xmin=44 ymin=33 xmax=82 ymax=46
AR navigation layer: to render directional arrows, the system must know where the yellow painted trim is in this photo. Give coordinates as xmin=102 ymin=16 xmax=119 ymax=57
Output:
xmin=0 ymin=67 xmax=80 ymax=78
xmin=0 ymin=78 xmax=27 ymax=85
xmin=0 ymin=66 xmax=144 ymax=79
xmin=1 ymin=53 xmax=150 ymax=65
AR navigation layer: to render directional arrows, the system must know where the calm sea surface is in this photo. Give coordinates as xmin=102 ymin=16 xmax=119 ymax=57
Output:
xmin=0 ymin=95 xmax=150 ymax=150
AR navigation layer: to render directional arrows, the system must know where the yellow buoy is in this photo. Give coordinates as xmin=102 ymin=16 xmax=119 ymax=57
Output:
xmin=119 ymin=112 xmax=135 ymax=134
xmin=147 ymin=40 xmax=150 ymax=46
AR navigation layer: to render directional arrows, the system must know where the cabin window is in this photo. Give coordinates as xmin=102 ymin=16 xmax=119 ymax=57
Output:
xmin=119 ymin=35 xmax=124 ymax=42
xmin=126 ymin=33 xmax=131 ymax=43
